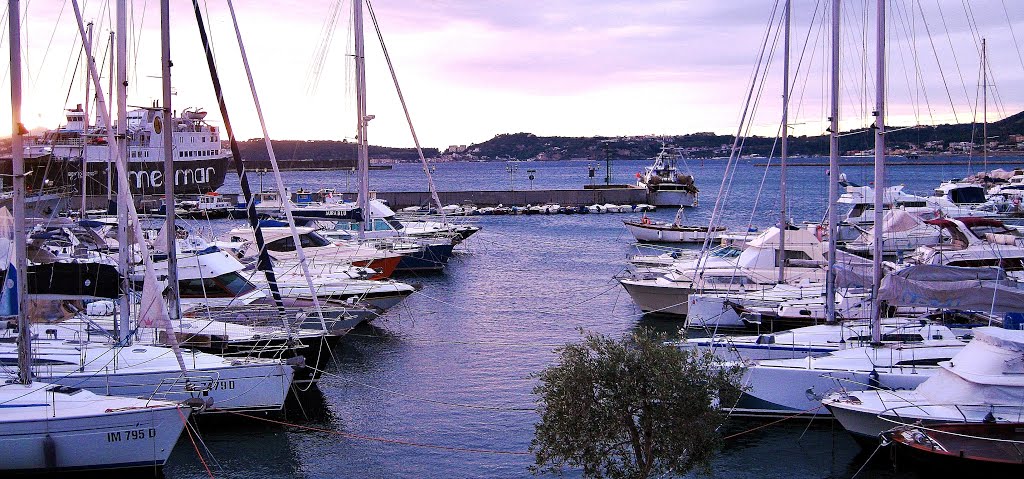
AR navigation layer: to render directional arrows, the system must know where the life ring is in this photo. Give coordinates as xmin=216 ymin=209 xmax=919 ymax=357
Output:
xmin=814 ymin=224 xmax=825 ymax=241
xmin=641 ymin=216 xmax=651 ymax=225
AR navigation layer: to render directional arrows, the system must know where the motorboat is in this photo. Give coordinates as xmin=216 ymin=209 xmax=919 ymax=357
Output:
xmin=824 ymin=327 xmax=1024 ymax=444
xmin=844 ymin=209 xmax=947 ymax=258
xmin=618 ymin=226 xmax=827 ymax=316
xmin=682 ymin=318 xmax=958 ymax=361
xmin=624 ymin=207 xmax=726 ymax=244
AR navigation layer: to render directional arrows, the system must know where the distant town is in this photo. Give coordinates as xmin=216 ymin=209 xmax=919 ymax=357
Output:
xmin=5 ymin=110 xmax=1024 ymax=168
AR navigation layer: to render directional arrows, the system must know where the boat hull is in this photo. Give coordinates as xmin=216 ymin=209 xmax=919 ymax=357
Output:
xmin=647 ymin=189 xmax=697 ymax=207
xmin=34 ymin=362 xmax=295 ymax=413
xmin=0 ymin=404 xmax=185 ymax=472
xmin=624 ymin=221 xmax=722 ymax=243
xmin=619 ymin=279 xmax=693 ymax=316
xmin=395 ymin=243 xmax=455 ymax=272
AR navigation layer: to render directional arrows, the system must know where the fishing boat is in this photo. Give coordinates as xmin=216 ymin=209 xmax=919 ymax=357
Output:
xmin=624 ymin=207 xmax=726 ymax=244
xmin=635 ymin=144 xmax=699 ymax=207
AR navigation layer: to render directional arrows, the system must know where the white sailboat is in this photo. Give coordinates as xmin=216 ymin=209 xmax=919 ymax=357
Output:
xmin=0 ymin=3 xmax=189 ymax=471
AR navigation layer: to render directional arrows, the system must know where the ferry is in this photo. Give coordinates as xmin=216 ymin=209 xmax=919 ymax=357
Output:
xmin=7 ymin=103 xmax=229 ymax=196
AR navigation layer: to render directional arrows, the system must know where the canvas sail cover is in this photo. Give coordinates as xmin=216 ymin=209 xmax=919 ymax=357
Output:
xmin=877 ymin=264 xmax=1024 ymax=312
xmin=833 ymin=249 xmax=876 ymax=289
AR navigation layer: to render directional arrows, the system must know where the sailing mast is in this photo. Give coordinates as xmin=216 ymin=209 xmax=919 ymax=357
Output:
xmin=10 ymin=0 xmax=31 ymax=386
xmin=826 ymin=0 xmax=840 ymax=324
xmin=115 ymin=0 xmax=130 ymax=345
xmin=870 ymin=0 xmax=886 ymax=344
xmin=82 ymin=22 xmax=93 ymax=217
xmin=982 ymin=37 xmax=988 ymax=172
xmin=778 ymin=0 xmax=791 ymax=283
xmin=354 ymin=0 xmax=371 ymax=238
xmin=161 ymin=0 xmax=181 ymax=323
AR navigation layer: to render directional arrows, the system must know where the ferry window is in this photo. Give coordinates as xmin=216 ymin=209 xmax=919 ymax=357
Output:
xmin=849 ymin=205 xmax=867 ymax=218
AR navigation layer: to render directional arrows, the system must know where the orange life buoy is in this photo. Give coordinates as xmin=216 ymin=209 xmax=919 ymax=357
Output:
xmin=814 ymin=224 xmax=825 ymax=241
xmin=641 ymin=216 xmax=651 ymax=225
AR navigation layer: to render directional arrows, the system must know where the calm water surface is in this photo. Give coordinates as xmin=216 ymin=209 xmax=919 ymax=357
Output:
xmin=164 ymin=157 xmax=1017 ymax=478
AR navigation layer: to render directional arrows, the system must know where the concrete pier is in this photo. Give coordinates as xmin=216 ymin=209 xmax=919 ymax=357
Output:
xmin=78 ymin=186 xmax=650 ymax=211
xmin=338 ymin=186 xmax=649 ymax=209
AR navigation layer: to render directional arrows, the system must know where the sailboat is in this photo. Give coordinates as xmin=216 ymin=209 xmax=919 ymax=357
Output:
xmin=0 ymin=3 xmax=189 ymax=471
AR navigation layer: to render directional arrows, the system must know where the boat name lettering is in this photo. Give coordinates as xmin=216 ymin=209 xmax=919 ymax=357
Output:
xmin=106 ymin=428 xmax=157 ymax=442
xmin=127 ymin=167 xmax=217 ymax=189
xmin=211 ymin=380 xmax=236 ymax=390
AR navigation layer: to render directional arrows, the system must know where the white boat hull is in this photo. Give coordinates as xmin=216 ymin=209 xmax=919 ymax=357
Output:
xmin=0 ymin=382 xmax=188 ymax=472
xmin=624 ymin=221 xmax=721 ymax=243
xmin=648 ymin=190 xmax=697 ymax=207
xmin=619 ymin=278 xmax=694 ymax=316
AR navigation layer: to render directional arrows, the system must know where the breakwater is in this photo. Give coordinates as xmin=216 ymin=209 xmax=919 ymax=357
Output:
xmin=335 ymin=186 xmax=649 ymax=208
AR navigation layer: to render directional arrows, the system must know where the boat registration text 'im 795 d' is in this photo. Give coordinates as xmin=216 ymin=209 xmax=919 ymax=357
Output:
xmin=107 ymin=428 xmax=157 ymax=442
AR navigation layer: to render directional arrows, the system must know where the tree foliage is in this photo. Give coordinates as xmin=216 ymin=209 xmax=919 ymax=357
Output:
xmin=530 ymin=329 xmax=743 ymax=479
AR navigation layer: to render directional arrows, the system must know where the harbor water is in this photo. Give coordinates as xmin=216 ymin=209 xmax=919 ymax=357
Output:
xmin=163 ymin=157 xmax=1016 ymax=478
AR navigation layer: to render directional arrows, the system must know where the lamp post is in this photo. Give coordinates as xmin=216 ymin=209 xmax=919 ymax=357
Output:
xmin=258 ymin=168 xmax=267 ymax=193
xmin=506 ymin=163 xmax=518 ymax=191
xmin=527 ymin=169 xmax=536 ymax=190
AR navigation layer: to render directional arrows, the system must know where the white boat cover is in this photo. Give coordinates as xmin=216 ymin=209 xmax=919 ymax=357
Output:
xmin=877 ymin=264 xmax=1024 ymax=311
xmin=914 ymin=327 xmax=1024 ymax=405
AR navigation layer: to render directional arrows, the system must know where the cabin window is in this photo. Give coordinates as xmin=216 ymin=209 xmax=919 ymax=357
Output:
xmin=178 ymin=277 xmax=223 ymax=297
xmin=266 ymin=237 xmax=295 ymax=252
xmin=951 ymin=187 xmax=986 ymax=204
xmin=948 ymin=258 xmax=1024 ymax=271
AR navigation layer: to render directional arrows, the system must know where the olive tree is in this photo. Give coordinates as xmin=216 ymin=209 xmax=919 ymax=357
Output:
xmin=530 ymin=329 xmax=743 ymax=479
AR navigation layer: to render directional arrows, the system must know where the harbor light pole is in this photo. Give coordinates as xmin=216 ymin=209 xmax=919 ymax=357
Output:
xmin=507 ymin=164 xmax=517 ymax=191
xmin=527 ymin=169 xmax=536 ymax=189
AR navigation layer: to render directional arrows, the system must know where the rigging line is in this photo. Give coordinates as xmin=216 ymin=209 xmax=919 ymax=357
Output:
xmin=179 ymin=408 xmax=216 ymax=479
xmin=959 ymin=0 xmax=982 ymax=56
xmin=310 ymin=367 xmax=534 ymax=411
xmin=933 ymin=0 xmax=973 ymax=117
xmin=915 ymin=0 xmax=959 ymax=124
xmin=698 ymin=0 xmax=780 ymax=262
xmin=366 ymin=0 xmax=446 ymax=216
xmin=27 ymin=0 xmax=69 ymax=89
xmin=228 ymin=412 xmax=532 ymax=455
xmin=1002 ymin=0 xmax=1024 ymax=74
xmin=891 ymin=0 xmax=921 ymax=124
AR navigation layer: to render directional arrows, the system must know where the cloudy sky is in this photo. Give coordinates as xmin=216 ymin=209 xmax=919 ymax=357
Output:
xmin=4 ymin=1 xmax=1024 ymax=148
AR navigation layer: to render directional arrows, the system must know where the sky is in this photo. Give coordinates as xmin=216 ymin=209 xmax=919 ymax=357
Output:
xmin=3 ymin=0 xmax=1024 ymax=149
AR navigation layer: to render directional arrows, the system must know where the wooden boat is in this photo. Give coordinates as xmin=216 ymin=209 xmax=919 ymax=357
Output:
xmin=884 ymin=422 xmax=1024 ymax=474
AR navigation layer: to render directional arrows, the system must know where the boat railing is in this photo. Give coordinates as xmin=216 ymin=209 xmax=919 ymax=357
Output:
xmin=148 ymin=372 xmax=218 ymax=404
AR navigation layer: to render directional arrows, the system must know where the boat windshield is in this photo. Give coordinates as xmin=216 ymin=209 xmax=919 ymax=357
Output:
xmin=950 ymin=187 xmax=986 ymax=204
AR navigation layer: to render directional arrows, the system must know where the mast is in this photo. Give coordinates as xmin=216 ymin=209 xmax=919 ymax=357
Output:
xmin=116 ymin=0 xmax=130 ymax=345
xmin=871 ymin=0 xmax=886 ymax=344
xmin=190 ymin=0 xmax=290 ymax=318
xmin=982 ymin=37 xmax=988 ymax=171
xmin=826 ymin=0 xmax=841 ymax=324
xmin=778 ymin=0 xmax=791 ymax=283
xmin=82 ymin=22 xmax=93 ymax=217
xmin=10 ymin=0 xmax=31 ymax=385
xmin=354 ymin=0 xmax=371 ymax=238
xmin=107 ymin=31 xmax=114 ymax=201
xmin=161 ymin=0 xmax=180 ymax=322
